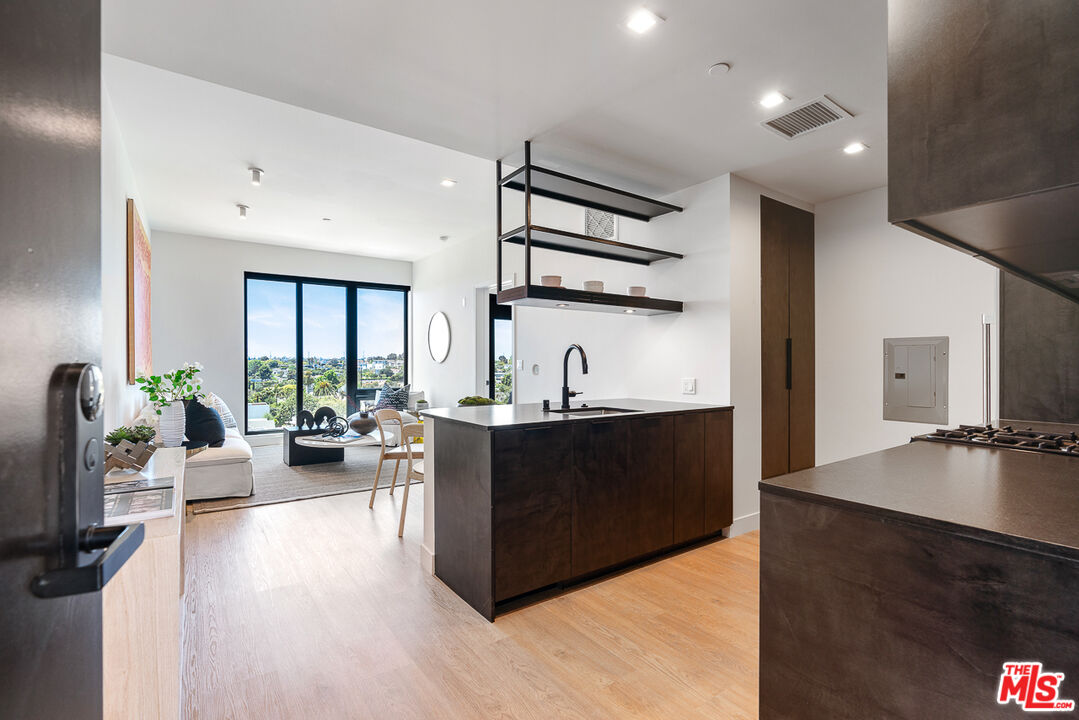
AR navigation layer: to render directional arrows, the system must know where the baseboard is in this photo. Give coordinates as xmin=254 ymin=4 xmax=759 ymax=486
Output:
xmin=726 ymin=511 xmax=760 ymax=537
xmin=420 ymin=543 xmax=435 ymax=575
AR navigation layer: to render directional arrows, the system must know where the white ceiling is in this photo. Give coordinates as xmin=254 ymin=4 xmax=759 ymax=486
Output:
xmin=104 ymin=55 xmax=492 ymax=259
xmin=103 ymin=0 xmax=888 ymax=257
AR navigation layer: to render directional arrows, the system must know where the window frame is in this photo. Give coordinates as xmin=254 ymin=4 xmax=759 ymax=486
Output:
xmin=243 ymin=271 xmax=410 ymax=435
xmin=488 ymin=294 xmax=512 ymax=401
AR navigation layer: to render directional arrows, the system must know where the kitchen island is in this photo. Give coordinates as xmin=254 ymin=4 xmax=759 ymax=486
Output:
xmin=759 ymin=440 xmax=1079 ymax=719
xmin=424 ymin=399 xmax=733 ymax=620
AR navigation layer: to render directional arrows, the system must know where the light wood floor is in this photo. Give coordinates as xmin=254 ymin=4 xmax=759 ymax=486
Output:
xmin=182 ymin=488 xmax=760 ymax=719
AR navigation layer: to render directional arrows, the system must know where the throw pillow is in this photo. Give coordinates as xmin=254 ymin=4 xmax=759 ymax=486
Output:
xmin=184 ymin=398 xmax=226 ymax=448
xmin=203 ymin=391 xmax=238 ymax=429
xmin=374 ymin=384 xmax=411 ymax=412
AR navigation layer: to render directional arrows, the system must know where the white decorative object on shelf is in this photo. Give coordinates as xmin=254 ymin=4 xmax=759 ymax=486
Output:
xmin=627 ymin=286 xmax=647 ymax=297
xmin=540 ymin=275 xmax=562 ymax=287
xmin=586 ymin=208 xmax=617 ymax=240
xmin=158 ymin=400 xmax=185 ymax=448
xmin=583 ymin=280 xmax=604 ymax=293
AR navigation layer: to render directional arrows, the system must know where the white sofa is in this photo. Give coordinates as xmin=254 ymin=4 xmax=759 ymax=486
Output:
xmin=135 ymin=395 xmax=255 ymax=501
xmin=184 ymin=426 xmax=254 ymax=500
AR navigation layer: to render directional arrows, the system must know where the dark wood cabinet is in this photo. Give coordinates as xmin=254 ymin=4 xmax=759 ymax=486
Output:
xmin=761 ymin=195 xmax=815 ymax=479
xmin=673 ymin=414 xmax=706 ymax=544
xmin=626 ymin=415 xmax=674 ymax=559
xmin=432 ymin=405 xmax=734 ymax=620
xmin=571 ymin=420 xmax=630 ymax=576
xmin=492 ymin=425 xmax=573 ymax=601
xmin=887 ymin=0 xmax=1079 ymax=304
xmin=704 ymin=410 xmax=734 ymax=534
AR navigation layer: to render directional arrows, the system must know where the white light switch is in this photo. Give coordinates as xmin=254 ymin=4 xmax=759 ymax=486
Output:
xmin=681 ymin=378 xmax=696 ymax=395
xmin=516 ymin=359 xmax=524 ymax=370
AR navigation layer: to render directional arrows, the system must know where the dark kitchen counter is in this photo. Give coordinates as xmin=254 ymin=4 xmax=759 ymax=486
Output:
xmin=760 ymin=440 xmax=1079 ymax=560
xmin=422 ymin=398 xmax=732 ymax=431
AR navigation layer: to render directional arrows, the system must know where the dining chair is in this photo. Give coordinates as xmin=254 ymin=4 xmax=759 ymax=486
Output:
xmin=370 ymin=409 xmax=423 ymax=509
xmin=398 ymin=423 xmax=424 ymax=537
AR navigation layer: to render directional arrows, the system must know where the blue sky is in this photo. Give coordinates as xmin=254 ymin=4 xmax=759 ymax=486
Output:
xmin=246 ymin=279 xmax=405 ymax=358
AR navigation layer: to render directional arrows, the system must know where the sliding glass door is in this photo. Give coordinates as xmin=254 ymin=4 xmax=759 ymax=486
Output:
xmin=244 ymin=272 xmax=409 ymax=434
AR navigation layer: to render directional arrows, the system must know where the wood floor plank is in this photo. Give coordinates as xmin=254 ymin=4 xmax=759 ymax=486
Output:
xmin=182 ymin=488 xmax=760 ymax=718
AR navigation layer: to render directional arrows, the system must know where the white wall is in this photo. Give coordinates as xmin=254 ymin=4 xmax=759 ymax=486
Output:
xmin=511 ymin=175 xmax=733 ymax=407
xmin=101 ymin=86 xmax=149 ymax=431
xmin=410 ymin=228 xmax=496 ymax=407
xmin=150 ymin=231 xmax=411 ymax=431
xmin=814 ymin=186 xmax=999 ymax=465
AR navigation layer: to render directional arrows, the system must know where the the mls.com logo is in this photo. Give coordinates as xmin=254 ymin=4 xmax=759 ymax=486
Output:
xmin=998 ymin=662 xmax=1075 ymax=712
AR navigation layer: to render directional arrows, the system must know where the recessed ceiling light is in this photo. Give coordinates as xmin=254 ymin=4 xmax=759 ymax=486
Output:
xmin=556 ymin=303 xmax=569 ymax=308
xmin=322 ymin=217 xmax=332 ymax=222
xmin=843 ymin=141 xmax=868 ymax=154
xmin=440 ymin=178 xmax=457 ymax=188
xmin=626 ymin=8 xmax=662 ymax=34
xmin=708 ymin=62 xmax=732 ymax=77
xmin=624 ymin=309 xmax=636 ymax=314
xmin=237 ymin=203 xmax=249 ymax=220
xmin=249 ymin=167 xmax=263 ymax=186
xmin=439 ymin=235 xmax=450 ymax=242
xmin=759 ymin=91 xmax=788 ymax=109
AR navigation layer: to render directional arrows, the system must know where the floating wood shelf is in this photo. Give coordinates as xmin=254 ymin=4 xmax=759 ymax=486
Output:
xmin=496 ymin=285 xmax=683 ymax=316
xmin=499 ymin=225 xmax=682 ymax=265
xmin=500 ymin=165 xmax=682 ymax=222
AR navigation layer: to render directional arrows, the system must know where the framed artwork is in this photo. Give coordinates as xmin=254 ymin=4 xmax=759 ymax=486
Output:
xmin=126 ymin=198 xmax=152 ymax=384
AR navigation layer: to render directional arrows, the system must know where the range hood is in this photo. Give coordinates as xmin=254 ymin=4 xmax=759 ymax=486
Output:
xmin=887 ymin=0 xmax=1079 ymax=304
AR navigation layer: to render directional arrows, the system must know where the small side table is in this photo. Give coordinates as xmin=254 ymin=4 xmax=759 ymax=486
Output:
xmin=283 ymin=427 xmax=344 ymax=466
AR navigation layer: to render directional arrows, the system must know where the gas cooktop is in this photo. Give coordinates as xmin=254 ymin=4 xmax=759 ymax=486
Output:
xmin=913 ymin=424 xmax=1079 ymax=457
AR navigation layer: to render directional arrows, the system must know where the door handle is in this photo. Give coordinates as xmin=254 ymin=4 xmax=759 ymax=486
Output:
xmin=32 ymin=523 xmax=145 ymax=598
xmin=32 ymin=363 xmax=144 ymax=598
xmin=785 ymin=338 xmax=792 ymax=390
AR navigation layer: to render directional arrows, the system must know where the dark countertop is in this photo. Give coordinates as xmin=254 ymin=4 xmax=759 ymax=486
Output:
xmin=422 ymin=398 xmax=732 ymax=430
xmin=760 ymin=440 xmax=1079 ymax=560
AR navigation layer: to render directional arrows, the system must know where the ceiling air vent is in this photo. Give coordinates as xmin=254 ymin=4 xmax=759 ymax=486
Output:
xmin=762 ymin=96 xmax=852 ymax=139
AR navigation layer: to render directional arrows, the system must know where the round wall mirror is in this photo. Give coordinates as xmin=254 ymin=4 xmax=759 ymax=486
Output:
xmin=428 ymin=311 xmax=451 ymax=363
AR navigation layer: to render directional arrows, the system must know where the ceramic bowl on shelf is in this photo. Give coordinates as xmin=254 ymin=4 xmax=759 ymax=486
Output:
xmin=583 ymin=280 xmax=604 ymax=293
xmin=627 ymin=286 xmax=647 ymax=297
xmin=541 ymin=275 xmax=562 ymax=288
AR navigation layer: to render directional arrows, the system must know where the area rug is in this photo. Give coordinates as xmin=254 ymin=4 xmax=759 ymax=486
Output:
xmin=187 ymin=443 xmax=420 ymax=514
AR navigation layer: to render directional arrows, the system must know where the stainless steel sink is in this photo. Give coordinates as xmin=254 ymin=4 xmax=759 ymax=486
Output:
xmin=550 ymin=407 xmax=638 ymax=417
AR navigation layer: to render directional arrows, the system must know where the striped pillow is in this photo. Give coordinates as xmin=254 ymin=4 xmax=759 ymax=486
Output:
xmin=204 ymin=391 xmax=238 ymax=429
xmin=374 ymin=384 xmax=411 ymax=412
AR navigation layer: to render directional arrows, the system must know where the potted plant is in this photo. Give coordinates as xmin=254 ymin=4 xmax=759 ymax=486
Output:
xmin=457 ymin=395 xmax=499 ymax=407
xmin=103 ymin=424 xmax=157 ymax=472
xmin=136 ymin=362 xmax=204 ymax=447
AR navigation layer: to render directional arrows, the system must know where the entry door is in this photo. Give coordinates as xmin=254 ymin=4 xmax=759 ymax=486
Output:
xmin=761 ymin=196 xmax=815 ymax=479
xmin=1 ymin=3 xmax=107 ymax=717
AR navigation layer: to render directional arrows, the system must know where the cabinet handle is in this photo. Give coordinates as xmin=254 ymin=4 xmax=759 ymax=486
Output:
xmin=523 ymin=425 xmax=552 ymax=432
xmin=785 ymin=337 xmax=792 ymax=390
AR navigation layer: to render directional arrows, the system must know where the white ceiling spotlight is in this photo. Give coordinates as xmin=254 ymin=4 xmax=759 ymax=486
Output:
xmin=626 ymin=8 xmax=663 ymax=34
xmin=237 ymin=203 xmax=249 ymax=219
xmin=322 ymin=217 xmax=332 ymax=222
xmin=843 ymin=141 xmax=868 ymax=154
xmin=249 ymin=167 xmax=263 ymax=186
xmin=439 ymin=234 xmax=450 ymax=242
xmin=707 ymin=62 xmax=732 ymax=77
xmin=440 ymin=178 xmax=457 ymax=188
xmin=759 ymin=91 xmax=788 ymax=109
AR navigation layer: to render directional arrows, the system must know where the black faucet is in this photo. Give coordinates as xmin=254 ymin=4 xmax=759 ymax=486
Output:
xmin=561 ymin=344 xmax=589 ymax=409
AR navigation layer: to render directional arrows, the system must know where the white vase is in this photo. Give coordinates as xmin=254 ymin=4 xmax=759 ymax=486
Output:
xmin=158 ymin=400 xmax=186 ymax=448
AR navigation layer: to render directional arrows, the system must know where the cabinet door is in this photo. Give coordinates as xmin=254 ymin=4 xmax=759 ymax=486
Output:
xmin=626 ymin=415 xmax=674 ymax=559
xmin=571 ymin=420 xmax=629 ymax=577
xmin=673 ymin=413 xmax=706 ymax=544
xmin=704 ymin=410 xmax=734 ymax=534
xmin=493 ymin=425 xmax=573 ymax=602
